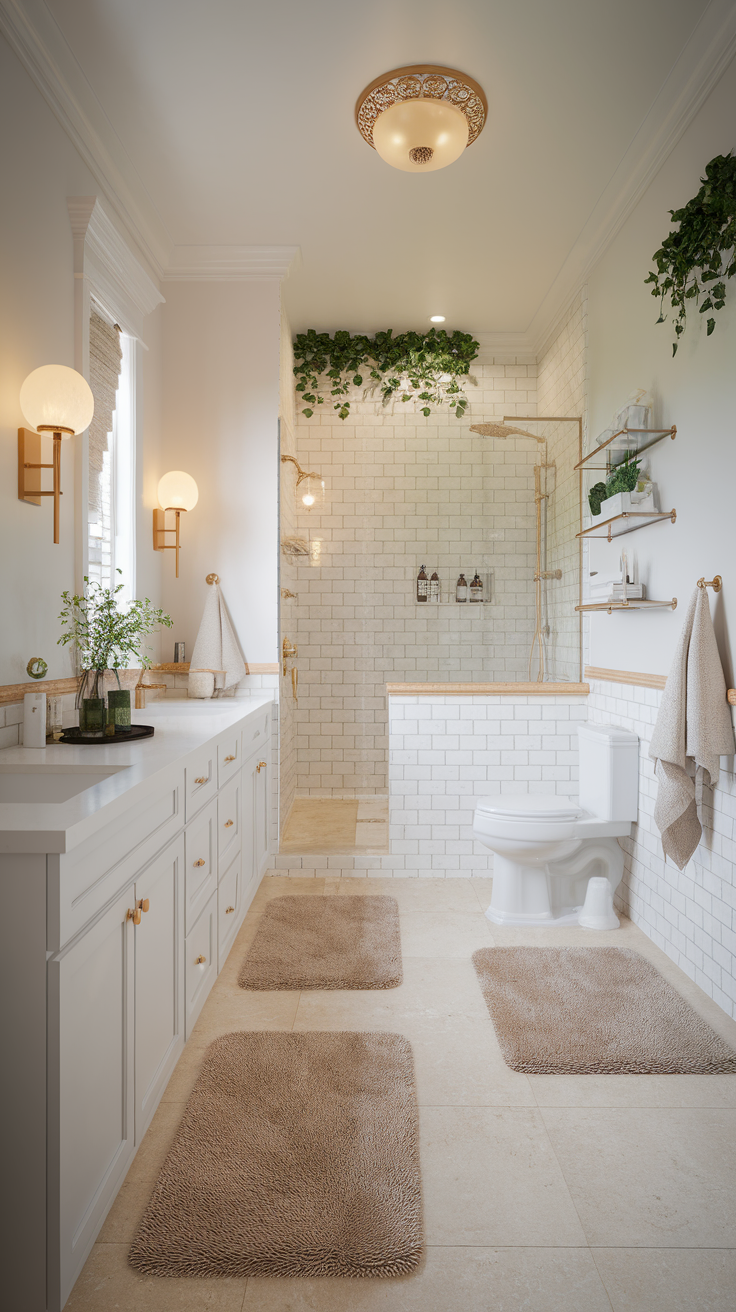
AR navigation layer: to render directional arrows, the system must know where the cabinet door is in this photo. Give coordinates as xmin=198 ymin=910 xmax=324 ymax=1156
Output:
xmin=49 ymin=885 xmax=135 ymax=1309
xmin=254 ymin=750 xmax=269 ymax=876
xmin=242 ymin=746 xmax=269 ymax=897
xmin=184 ymin=798 xmax=217 ymax=932
xmin=134 ymin=835 xmax=185 ymax=1141
xmin=185 ymin=891 xmax=217 ymax=1037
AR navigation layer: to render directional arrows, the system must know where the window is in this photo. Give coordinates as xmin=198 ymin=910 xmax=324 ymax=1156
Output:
xmin=87 ymin=312 xmax=135 ymax=602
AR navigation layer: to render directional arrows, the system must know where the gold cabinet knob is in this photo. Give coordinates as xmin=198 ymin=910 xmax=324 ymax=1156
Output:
xmin=194 ymin=858 xmax=206 ymax=868
xmin=127 ymin=907 xmax=141 ymax=926
xmin=224 ymin=754 xmax=236 ymax=763
xmin=194 ymin=776 xmax=208 ymax=785
xmin=224 ymin=819 xmax=234 ymax=828
xmin=225 ymin=905 xmax=235 ymax=914
xmin=137 ymin=898 xmax=150 ymax=914
xmin=195 ymin=954 xmax=206 ymax=965
xmin=256 ymin=761 xmax=267 ymax=773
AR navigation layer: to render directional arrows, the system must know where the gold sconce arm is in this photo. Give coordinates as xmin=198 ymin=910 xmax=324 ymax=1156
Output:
xmin=280 ymin=454 xmax=322 ymax=485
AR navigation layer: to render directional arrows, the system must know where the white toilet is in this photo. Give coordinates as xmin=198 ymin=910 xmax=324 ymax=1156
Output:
xmin=472 ymin=723 xmax=638 ymax=929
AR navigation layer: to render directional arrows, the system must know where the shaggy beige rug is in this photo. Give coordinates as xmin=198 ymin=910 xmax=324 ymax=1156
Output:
xmin=472 ymin=946 xmax=736 ymax=1074
xmin=238 ymin=895 xmax=402 ymax=990
xmin=128 ymin=1031 xmax=423 ymax=1278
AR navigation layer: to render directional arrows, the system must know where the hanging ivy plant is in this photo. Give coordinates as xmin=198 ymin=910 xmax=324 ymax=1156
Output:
xmin=645 ymin=152 xmax=736 ymax=355
xmin=293 ymin=328 xmax=479 ymax=420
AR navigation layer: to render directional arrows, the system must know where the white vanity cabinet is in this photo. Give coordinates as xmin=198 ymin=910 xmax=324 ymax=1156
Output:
xmin=0 ymin=699 xmax=273 ymax=1312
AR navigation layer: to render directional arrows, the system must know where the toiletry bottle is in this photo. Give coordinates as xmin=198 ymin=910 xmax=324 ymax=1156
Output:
xmin=430 ymin=571 xmax=440 ymax=603
xmin=470 ymin=571 xmax=483 ymax=603
xmin=456 ymin=573 xmax=468 ymax=603
xmin=23 ymin=692 xmax=47 ymax=749
xmin=417 ymin=565 xmax=428 ymax=602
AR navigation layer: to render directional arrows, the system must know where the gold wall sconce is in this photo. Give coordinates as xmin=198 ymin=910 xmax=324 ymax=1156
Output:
xmin=18 ymin=365 xmax=95 ymax=544
xmin=281 ymin=454 xmax=325 ymax=511
xmin=153 ymin=471 xmax=199 ymax=578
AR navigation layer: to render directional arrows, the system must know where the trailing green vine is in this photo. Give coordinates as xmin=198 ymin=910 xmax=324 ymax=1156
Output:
xmin=293 ymin=328 xmax=479 ymax=420
xmin=645 ymin=152 xmax=736 ymax=355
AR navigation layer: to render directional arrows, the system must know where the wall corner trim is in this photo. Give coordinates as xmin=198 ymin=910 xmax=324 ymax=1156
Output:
xmin=585 ymin=666 xmax=667 ymax=691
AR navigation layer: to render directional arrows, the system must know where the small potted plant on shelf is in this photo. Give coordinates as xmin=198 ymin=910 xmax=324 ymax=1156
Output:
xmin=58 ymin=572 xmax=173 ymax=736
xmin=588 ymin=453 xmax=658 ymax=522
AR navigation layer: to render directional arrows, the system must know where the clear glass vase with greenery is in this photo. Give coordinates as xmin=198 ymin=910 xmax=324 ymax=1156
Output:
xmin=58 ymin=571 xmax=173 ymax=725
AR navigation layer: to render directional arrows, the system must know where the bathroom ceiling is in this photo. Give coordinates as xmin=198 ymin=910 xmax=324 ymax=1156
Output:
xmin=36 ymin=0 xmax=716 ymax=339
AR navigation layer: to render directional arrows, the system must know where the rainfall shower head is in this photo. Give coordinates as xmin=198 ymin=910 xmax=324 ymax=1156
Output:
xmin=470 ymin=422 xmax=546 ymax=444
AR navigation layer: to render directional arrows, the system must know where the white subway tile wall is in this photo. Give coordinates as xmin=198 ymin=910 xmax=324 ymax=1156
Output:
xmin=588 ymin=678 xmax=736 ymax=1021
xmin=283 ymin=360 xmax=553 ymax=797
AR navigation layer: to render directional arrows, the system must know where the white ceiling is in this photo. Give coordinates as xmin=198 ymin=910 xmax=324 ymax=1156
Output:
xmin=16 ymin=0 xmax=728 ymax=338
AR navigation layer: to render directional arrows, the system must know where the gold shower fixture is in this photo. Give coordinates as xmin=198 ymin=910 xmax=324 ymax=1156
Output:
xmin=281 ymin=454 xmax=325 ymax=510
xmin=470 ymin=422 xmax=546 ymax=444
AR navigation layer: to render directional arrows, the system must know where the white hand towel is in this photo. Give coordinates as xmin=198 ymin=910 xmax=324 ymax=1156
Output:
xmin=649 ymin=587 xmax=735 ymax=869
xmin=188 ymin=583 xmax=246 ymax=697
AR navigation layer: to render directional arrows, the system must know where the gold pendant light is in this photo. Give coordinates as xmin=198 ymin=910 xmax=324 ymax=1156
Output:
xmin=355 ymin=65 xmax=487 ymax=173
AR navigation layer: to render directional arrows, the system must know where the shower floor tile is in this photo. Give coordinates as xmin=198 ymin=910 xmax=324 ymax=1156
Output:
xmin=280 ymin=797 xmax=389 ymax=855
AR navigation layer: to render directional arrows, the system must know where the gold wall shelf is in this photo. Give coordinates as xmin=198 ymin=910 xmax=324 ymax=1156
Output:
xmin=577 ymin=508 xmax=676 ymax=541
xmin=576 ymin=425 xmax=676 ymax=472
xmin=576 ymin=598 xmax=677 ymax=614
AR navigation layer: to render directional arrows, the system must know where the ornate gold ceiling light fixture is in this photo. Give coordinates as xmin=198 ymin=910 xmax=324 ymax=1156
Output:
xmin=355 ymin=65 xmax=487 ymax=173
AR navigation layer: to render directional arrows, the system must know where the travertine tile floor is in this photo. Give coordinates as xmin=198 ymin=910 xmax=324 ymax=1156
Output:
xmin=280 ymin=797 xmax=389 ymax=855
xmin=67 ymin=875 xmax=736 ymax=1312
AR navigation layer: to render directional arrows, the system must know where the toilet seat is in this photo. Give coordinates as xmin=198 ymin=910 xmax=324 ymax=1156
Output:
xmin=475 ymin=795 xmax=582 ymax=823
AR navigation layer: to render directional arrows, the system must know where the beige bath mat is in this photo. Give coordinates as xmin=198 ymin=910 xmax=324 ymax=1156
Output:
xmin=239 ymin=895 xmax=402 ymax=990
xmin=472 ymin=947 xmax=736 ymax=1074
xmin=128 ymin=1032 xmax=423 ymax=1278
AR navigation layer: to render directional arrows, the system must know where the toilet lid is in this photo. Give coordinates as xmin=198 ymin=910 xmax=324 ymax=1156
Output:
xmin=476 ymin=795 xmax=582 ymax=822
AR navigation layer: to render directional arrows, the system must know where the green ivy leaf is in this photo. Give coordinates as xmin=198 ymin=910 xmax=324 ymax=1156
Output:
xmin=707 ymin=317 xmax=716 ymax=335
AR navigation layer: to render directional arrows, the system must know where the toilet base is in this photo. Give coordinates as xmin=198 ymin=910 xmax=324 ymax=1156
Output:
xmin=483 ymin=840 xmax=624 ymax=930
xmin=485 ymin=904 xmax=584 ymax=928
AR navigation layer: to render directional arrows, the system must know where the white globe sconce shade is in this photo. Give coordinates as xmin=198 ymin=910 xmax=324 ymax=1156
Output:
xmin=19 ymin=364 xmax=94 ymax=436
xmin=356 ymin=65 xmax=487 ymax=173
xmin=153 ymin=471 xmax=199 ymax=578
xmin=157 ymin=470 xmax=199 ymax=512
xmin=372 ymin=99 xmax=469 ymax=172
xmin=18 ymin=364 xmax=95 ymax=545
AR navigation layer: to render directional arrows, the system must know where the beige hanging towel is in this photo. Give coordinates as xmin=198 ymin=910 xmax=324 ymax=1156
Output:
xmin=188 ymin=582 xmax=246 ymax=698
xmin=649 ymin=587 xmax=735 ymax=869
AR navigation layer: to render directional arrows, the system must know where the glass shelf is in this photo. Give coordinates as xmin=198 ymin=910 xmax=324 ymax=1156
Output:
xmin=576 ymin=598 xmax=677 ymax=613
xmin=575 ymin=425 xmax=676 ymax=472
xmin=577 ymin=509 xmax=677 ymax=541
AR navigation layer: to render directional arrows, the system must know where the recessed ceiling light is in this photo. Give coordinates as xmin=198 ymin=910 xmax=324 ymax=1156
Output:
xmin=429 ymin=315 xmax=446 ymax=323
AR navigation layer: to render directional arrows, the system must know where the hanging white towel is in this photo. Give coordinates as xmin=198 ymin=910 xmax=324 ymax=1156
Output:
xmin=188 ymin=582 xmax=246 ymax=698
xmin=649 ymin=587 xmax=735 ymax=869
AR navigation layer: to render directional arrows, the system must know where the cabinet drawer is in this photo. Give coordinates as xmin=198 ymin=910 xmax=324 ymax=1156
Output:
xmin=185 ymin=749 xmax=217 ymax=821
xmin=184 ymin=891 xmax=217 ymax=1036
xmin=184 ymin=800 xmax=217 ymax=933
xmin=217 ymin=772 xmax=241 ymax=868
xmin=217 ymin=732 xmax=241 ymax=788
xmin=241 ymin=711 xmax=270 ymax=758
xmin=218 ymin=851 xmax=242 ymax=969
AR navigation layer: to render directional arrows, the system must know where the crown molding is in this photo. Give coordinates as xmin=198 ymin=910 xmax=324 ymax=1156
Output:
xmin=526 ymin=0 xmax=736 ymax=355
xmin=0 ymin=0 xmax=170 ymax=280
xmin=68 ymin=197 xmax=164 ymax=326
xmin=165 ymin=245 xmax=301 ymax=282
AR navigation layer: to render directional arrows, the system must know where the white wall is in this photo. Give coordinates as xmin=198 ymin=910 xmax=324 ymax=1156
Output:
xmin=586 ymin=57 xmax=736 ymax=680
xmin=0 ymin=34 xmax=97 ymax=683
xmin=159 ymin=281 xmax=281 ymax=668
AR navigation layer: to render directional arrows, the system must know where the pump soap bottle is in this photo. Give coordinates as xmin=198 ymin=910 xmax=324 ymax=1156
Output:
xmin=456 ymin=573 xmax=468 ymax=603
xmin=416 ymin=565 xmax=428 ymax=602
xmin=470 ymin=571 xmax=483 ymax=603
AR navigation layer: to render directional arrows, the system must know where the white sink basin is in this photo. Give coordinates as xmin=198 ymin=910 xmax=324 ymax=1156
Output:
xmin=0 ymin=767 xmax=126 ymax=804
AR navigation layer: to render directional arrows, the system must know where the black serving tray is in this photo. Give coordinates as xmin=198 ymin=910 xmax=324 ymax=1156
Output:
xmin=59 ymin=725 xmax=155 ymax=745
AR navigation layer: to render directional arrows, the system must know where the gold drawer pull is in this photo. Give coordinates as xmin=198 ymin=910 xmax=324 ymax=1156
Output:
xmin=127 ymin=906 xmax=141 ymax=925
xmin=137 ymin=898 xmax=150 ymax=914
xmin=256 ymin=760 xmax=267 ymax=773
xmin=194 ymin=858 xmax=206 ymax=867
xmin=224 ymin=819 xmax=234 ymax=827
xmin=195 ymin=954 xmax=206 ymax=965
xmin=194 ymin=775 xmax=208 ymax=785
xmin=225 ymin=905 xmax=235 ymax=914
xmin=224 ymin=754 xmax=236 ymax=763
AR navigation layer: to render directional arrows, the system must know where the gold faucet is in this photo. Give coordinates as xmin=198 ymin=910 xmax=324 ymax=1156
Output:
xmin=282 ymin=637 xmax=298 ymax=676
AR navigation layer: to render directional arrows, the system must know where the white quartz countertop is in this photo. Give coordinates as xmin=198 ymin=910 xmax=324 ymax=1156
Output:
xmin=0 ymin=696 xmax=274 ymax=854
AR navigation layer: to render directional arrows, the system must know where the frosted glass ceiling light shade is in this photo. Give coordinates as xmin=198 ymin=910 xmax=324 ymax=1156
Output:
xmin=157 ymin=470 xmax=199 ymax=512
xmin=356 ymin=65 xmax=486 ymax=173
xmin=18 ymin=364 xmax=94 ymax=544
xmin=154 ymin=471 xmax=199 ymax=578
xmin=20 ymin=364 xmax=94 ymax=436
xmin=372 ymin=99 xmax=468 ymax=173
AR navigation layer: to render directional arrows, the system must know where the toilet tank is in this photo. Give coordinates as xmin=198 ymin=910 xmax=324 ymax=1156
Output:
xmin=577 ymin=723 xmax=639 ymax=821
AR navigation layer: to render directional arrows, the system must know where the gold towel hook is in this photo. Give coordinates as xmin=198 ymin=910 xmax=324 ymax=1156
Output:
xmin=206 ymin=573 xmax=219 ymax=585
xmin=697 ymin=576 xmax=722 ymax=592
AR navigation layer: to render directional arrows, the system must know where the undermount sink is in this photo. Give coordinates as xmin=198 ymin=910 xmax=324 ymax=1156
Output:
xmin=0 ymin=766 xmax=126 ymax=804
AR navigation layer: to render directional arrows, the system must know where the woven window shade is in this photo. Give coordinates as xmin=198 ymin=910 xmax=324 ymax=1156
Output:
xmin=88 ymin=310 xmax=122 ymax=518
